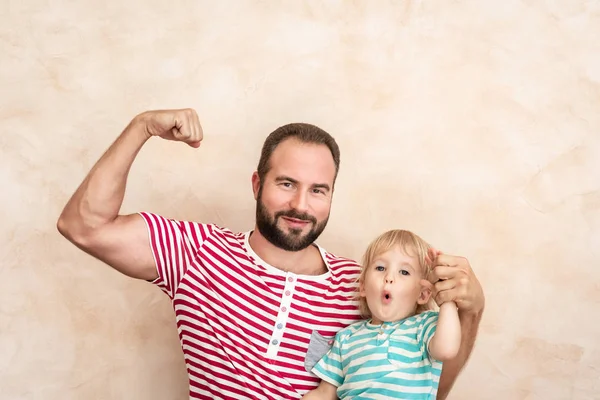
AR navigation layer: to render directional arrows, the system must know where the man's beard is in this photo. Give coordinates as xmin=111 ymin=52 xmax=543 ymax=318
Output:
xmin=255 ymin=191 xmax=329 ymax=252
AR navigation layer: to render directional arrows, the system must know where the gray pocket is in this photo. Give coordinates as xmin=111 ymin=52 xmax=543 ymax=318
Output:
xmin=304 ymin=330 xmax=335 ymax=373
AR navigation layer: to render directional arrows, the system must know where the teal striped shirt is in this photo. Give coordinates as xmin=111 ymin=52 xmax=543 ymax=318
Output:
xmin=312 ymin=310 xmax=442 ymax=399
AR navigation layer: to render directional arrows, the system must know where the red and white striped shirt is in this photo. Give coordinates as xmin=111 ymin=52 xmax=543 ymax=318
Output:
xmin=139 ymin=212 xmax=362 ymax=399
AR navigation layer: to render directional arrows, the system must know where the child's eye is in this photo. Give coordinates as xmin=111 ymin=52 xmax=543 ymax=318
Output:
xmin=400 ymin=269 xmax=410 ymax=276
xmin=375 ymin=266 xmax=385 ymax=271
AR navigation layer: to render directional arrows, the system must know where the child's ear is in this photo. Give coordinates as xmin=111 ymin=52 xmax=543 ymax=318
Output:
xmin=359 ymin=279 xmax=367 ymax=297
xmin=417 ymin=279 xmax=433 ymax=305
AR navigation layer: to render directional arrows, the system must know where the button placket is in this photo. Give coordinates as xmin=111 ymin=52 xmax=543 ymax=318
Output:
xmin=265 ymin=272 xmax=297 ymax=358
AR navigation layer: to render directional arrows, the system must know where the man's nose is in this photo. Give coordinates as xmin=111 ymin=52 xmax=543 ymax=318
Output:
xmin=290 ymin=191 xmax=309 ymax=212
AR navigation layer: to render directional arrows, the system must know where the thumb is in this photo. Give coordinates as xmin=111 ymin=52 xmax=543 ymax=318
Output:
xmin=426 ymin=247 xmax=443 ymax=264
xmin=188 ymin=141 xmax=201 ymax=148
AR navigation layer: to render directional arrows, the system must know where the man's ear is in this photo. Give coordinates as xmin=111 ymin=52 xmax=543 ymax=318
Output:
xmin=417 ymin=279 xmax=433 ymax=305
xmin=251 ymin=171 xmax=260 ymax=200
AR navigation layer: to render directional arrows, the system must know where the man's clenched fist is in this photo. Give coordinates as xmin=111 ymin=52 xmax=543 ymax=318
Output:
xmin=136 ymin=108 xmax=203 ymax=148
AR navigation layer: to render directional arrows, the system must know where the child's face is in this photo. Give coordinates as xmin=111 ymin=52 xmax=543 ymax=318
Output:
xmin=360 ymin=245 xmax=432 ymax=325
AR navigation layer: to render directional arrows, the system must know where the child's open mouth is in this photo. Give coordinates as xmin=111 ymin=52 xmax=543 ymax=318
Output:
xmin=382 ymin=291 xmax=392 ymax=304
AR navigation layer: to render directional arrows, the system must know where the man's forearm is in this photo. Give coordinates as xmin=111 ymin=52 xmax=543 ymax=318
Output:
xmin=436 ymin=308 xmax=483 ymax=399
xmin=58 ymin=117 xmax=150 ymax=237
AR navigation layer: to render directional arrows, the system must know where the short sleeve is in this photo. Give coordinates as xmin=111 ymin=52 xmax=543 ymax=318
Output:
xmin=311 ymin=333 xmax=345 ymax=387
xmin=138 ymin=212 xmax=213 ymax=299
xmin=417 ymin=311 xmax=439 ymax=361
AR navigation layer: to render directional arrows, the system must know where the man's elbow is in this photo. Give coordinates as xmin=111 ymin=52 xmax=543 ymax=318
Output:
xmin=57 ymin=214 xmax=69 ymax=236
xmin=56 ymin=215 xmax=92 ymax=248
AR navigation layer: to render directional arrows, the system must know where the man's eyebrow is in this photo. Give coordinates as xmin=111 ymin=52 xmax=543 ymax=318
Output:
xmin=275 ymin=175 xmax=297 ymax=183
xmin=313 ymin=183 xmax=331 ymax=191
xmin=275 ymin=176 xmax=331 ymax=191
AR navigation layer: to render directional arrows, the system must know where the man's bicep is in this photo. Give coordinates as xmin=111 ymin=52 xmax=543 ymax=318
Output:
xmin=82 ymin=213 xmax=159 ymax=281
xmin=78 ymin=211 xmax=206 ymax=297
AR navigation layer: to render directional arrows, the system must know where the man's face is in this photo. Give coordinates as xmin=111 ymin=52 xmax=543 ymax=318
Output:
xmin=253 ymin=138 xmax=336 ymax=252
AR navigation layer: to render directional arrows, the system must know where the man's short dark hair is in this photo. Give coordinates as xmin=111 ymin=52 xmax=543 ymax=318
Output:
xmin=256 ymin=122 xmax=341 ymax=185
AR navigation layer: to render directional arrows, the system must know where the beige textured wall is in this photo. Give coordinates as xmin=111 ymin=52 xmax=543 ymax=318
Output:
xmin=1 ymin=1 xmax=599 ymax=399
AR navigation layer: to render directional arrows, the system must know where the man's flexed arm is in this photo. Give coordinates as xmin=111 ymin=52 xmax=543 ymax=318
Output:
xmin=57 ymin=109 xmax=203 ymax=280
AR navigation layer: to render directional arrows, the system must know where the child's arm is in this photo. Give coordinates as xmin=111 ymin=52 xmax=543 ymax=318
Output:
xmin=428 ymin=301 xmax=462 ymax=361
xmin=301 ymin=380 xmax=337 ymax=400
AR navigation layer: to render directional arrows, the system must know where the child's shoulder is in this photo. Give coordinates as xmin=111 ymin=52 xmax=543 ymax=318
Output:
xmin=417 ymin=309 xmax=439 ymax=319
xmin=405 ymin=310 xmax=439 ymax=326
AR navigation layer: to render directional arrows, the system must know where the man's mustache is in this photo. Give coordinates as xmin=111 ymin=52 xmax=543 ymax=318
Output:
xmin=275 ymin=210 xmax=316 ymax=224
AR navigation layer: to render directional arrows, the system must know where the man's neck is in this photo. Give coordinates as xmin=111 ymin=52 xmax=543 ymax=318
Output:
xmin=247 ymin=227 xmax=326 ymax=275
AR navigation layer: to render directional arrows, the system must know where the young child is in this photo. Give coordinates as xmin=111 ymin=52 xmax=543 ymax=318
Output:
xmin=302 ymin=229 xmax=461 ymax=399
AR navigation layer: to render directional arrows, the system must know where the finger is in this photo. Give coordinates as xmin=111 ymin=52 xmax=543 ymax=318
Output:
xmin=186 ymin=110 xmax=198 ymax=142
xmin=435 ymin=289 xmax=456 ymax=305
xmin=193 ymin=110 xmax=203 ymax=142
xmin=183 ymin=114 xmax=198 ymax=146
xmin=425 ymin=248 xmax=441 ymax=266
xmin=191 ymin=124 xmax=202 ymax=146
xmin=181 ymin=125 xmax=195 ymax=144
xmin=431 ymin=266 xmax=459 ymax=281
xmin=177 ymin=113 xmax=199 ymax=147
xmin=171 ymin=112 xmax=189 ymax=140
xmin=188 ymin=110 xmax=203 ymax=146
xmin=429 ymin=247 xmax=442 ymax=258
xmin=432 ymin=253 xmax=461 ymax=267
xmin=426 ymin=248 xmax=437 ymax=263
xmin=434 ymin=278 xmax=456 ymax=293
xmin=172 ymin=113 xmax=184 ymax=132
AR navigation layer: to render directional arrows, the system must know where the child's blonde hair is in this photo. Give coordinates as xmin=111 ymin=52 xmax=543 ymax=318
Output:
xmin=357 ymin=229 xmax=438 ymax=318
